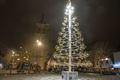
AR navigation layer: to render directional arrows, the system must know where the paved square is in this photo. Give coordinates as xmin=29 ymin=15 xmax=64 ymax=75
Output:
xmin=0 ymin=73 xmax=120 ymax=80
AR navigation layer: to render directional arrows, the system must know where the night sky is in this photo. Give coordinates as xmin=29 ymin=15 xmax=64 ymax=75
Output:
xmin=0 ymin=0 xmax=119 ymax=50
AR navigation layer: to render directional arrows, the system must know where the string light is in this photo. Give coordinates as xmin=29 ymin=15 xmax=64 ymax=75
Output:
xmin=52 ymin=0 xmax=92 ymax=70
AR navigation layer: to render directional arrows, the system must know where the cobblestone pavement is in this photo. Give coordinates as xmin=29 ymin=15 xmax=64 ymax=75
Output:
xmin=0 ymin=73 xmax=120 ymax=80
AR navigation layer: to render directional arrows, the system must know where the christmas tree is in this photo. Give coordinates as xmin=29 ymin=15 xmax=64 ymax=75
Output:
xmin=53 ymin=0 xmax=92 ymax=71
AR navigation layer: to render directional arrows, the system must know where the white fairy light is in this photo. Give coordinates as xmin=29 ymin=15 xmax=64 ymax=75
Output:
xmin=53 ymin=0 xmax=92 ymax=70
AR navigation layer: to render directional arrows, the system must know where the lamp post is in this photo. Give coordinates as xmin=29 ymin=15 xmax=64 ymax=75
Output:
xmin=10 ymin=50 xmax=15 ymax=74
xmin=11 ymin=50 xmax=15 ymax=68
xmin=35 ymin=40 xmax=42 ymax=64
xmin=34 ymin=40 xmax=42 ymax=72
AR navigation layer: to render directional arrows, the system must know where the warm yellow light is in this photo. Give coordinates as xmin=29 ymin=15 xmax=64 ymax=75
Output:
xmin=12 ymin=50 xmax=15 ymax=54
xmin=36 ymin=40 xmax=42 ymax=46
xmin=105 ymin=58 xmax=109 ymax=60
xmin=23 ymin=57 xmax=26 ymax=59
xmin=17 ymin=58 xmax=20 ymax=61
xmin=26 ymin=58 xmax=29 ymax=61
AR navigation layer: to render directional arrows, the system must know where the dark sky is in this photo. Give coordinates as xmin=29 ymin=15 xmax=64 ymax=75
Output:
xmin=0 ymin=0 xmax=119 ymax=50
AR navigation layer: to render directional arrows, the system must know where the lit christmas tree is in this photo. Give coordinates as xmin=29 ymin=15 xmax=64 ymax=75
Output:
xmin=53 ymin=0 xmax=92 ymax=71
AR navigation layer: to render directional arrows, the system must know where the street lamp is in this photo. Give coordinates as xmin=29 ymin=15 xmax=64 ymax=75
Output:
xmin=10 ymin=50 xmax=16 ymax=74
xmin=105 ymin=58 xmax=109 ymax=61
xmin=17 ymin=58 xmax=20 ymax=61
xmin=12 ymin=50 xmax=15 ymax=56
xmin=34 ymin=40 xmax=43 ymax=70
xmin=36 ymin=40 xmax=42 ymax=47
xmin=11 ymin=50 xmax=15 ymax=63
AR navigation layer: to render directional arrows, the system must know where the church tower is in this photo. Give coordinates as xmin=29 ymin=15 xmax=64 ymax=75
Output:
xmin=33 ymin=15 xmax=51 ymax=70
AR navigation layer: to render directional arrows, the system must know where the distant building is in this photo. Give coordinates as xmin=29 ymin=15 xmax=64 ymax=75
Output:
xmin=113 ymin=52 xmax=120 ymax=68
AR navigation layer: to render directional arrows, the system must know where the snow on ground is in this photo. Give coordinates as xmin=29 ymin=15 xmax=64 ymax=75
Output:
xmin=0 ymin=73 xmax=120 ymax=80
